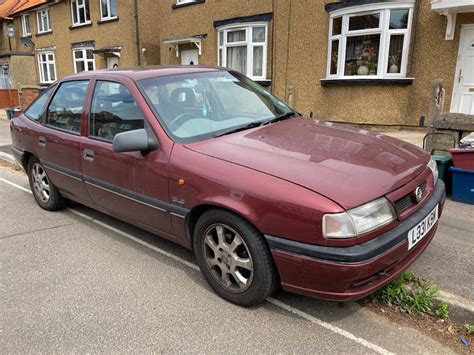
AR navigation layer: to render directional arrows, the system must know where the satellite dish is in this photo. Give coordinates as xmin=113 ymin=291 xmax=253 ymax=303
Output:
xmin=7 ymin=25 xmax=15 ymax=38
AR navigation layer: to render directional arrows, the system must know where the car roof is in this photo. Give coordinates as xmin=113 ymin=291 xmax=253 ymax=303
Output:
xmin=62 ymin=65 xmax=228 ymax=82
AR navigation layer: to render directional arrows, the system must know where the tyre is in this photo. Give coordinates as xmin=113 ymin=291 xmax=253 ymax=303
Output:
xmin=193 ymin=209 xmax=278 ymax=306
xmin=27 ymin=156 xmax=65 ymax=211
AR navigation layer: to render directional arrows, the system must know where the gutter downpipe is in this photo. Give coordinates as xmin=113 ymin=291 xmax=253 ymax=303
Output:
xmin=134 ymin=0 xmax=141 ymax=66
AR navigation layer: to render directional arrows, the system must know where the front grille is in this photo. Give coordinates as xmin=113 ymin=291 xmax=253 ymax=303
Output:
xmin=393 ymin=181 xmax=427 ymax=213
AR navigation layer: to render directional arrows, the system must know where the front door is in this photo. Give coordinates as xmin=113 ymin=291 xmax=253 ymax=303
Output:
xmin=181 ymin=49 xmax=199 ymax=65
xmin=451 ymin=25 xmax=474 ymax=114
xmin=81 ymin=79 xmax=173 ymax=235
xmin=107 ymin=57 xmax=119 ymax=69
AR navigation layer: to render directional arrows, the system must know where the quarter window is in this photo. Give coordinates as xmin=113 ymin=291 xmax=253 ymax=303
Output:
xmin=217 ymin=24 xmax=268 ymax=80
xmin=22 ymin=14 xmax=31 ymax=36
xmin=327 ymin=5 xmax=413 ymax=79
xmin=73 ymin=48 xmax=95 ymax=73
xmin=71 ymin=0 xmax=90 ymax=26
xmin=46 ymin=81 xmax=89 ymax=134
xmin=24 ymin=87 xmax=54 ymax=122
xmin=37 ymin=9 xmax=51 ymax=33
xmin=89 ymin=81 xmax=145 ymax=141
xmin=100 ymin=0 xmax=117 ymax=20
xmin=37 ymin=52 xmax=56 ymax=84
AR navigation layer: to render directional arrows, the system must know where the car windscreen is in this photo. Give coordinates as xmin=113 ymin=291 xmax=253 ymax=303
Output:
xmin=138 ymin=71 xmax=294 ymax=143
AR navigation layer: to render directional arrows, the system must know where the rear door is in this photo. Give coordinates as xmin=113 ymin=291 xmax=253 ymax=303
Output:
xmin=41 ymin=80 xmax=91 ymax=203
xmin=81 ymin=78 xmax=173 ymax=235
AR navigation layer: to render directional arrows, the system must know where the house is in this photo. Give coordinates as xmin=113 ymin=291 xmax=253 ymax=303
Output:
xmin=0 ymin=0 xmax=473 ymax=126
xmin=156 ymin=0 xmax=474 ymax=126
xmin=4 ymin=0 xmax=159 ymax=92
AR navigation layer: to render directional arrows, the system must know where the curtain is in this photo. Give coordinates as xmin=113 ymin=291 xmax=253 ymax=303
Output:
xmin=227 ymin=46 xmax=247 ymax=75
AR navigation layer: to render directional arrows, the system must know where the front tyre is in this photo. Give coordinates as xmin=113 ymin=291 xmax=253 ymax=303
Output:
xmin=27 ymin=157 xmax=65 ymax=211
xmin=193 ymin=209 xmax=278 ymax=306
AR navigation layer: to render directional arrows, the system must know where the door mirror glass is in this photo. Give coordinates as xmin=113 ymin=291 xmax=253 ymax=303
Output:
xmin=112 ymin=128 xmax=157 ymax=153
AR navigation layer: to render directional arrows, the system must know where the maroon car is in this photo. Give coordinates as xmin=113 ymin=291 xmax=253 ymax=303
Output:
xmin=10 ymin=66 xmax=445 ymax=306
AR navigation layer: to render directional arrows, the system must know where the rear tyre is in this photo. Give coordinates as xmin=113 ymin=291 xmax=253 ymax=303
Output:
xmin=27 ymin=157 xmax=65 ymax=211
xmin=193 ymin=209 xmax=278 ymax=306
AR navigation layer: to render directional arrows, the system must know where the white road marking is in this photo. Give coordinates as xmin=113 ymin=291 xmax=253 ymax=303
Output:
xmin=0 ymin=178 xmax=32 ymax=193
xmin=0 ymin=176 xmax=392 ymax=355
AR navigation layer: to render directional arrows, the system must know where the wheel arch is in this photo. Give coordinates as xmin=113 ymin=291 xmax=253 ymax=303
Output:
xmin=185 ymin=200 xmax=262 ymax=251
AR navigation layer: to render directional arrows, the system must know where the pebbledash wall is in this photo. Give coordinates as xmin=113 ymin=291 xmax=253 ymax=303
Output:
xmin=157 ymin=0 xmax=473 ymax=127
xmin=5 ymin=0 xmax=474 ymax=126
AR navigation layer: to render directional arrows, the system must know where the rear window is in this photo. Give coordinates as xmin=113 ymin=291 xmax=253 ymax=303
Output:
xmin=24 ymin=87 xmax=54 ymax=122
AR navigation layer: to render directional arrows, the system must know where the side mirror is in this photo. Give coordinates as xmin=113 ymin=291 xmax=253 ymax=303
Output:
xmin=112 ymin=129 xmax=158 ymax=153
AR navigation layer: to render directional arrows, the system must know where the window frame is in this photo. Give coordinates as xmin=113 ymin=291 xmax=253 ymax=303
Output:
xmin=176 ymin=0 xmax=196 ymax=4
xmin=73 ymin=47 xmax=96 ymax=73
xmin=217 ymin=22 xmax=268 ymax=81
xmin=37 ymin=51 xmax=57 ymax=84
xmin=326 ymin=2 xmax=414 ymax=80
xmin=71 ymin=0 xmax=91 ymax=27
xmin=22 ymin=14 xmax=31 ymax=37
xmin=36 ymin=8 xmax=51 ymax=34
xmin=99 ymin=0 xmax=117 ymax=21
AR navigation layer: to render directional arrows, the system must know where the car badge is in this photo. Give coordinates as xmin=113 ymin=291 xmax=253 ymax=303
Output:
xmin=414 ymin=187 xmax=423 ymax=203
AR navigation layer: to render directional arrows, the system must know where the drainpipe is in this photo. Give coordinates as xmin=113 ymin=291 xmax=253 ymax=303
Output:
xmin=134 ymin=0 xmax=141 ymax=66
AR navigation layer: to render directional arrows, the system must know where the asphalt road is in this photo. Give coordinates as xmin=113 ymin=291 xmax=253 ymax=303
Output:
xmin=0 ymin=166 xmax=456 ymax=354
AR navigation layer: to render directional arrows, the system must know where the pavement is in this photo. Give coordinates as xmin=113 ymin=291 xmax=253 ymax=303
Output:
xmin=0 ymin=116 xmax=472 ymax=352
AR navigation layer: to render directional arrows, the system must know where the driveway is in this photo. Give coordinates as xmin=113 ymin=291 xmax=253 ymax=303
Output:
xmin=0 ymin=167 xmax=455 ymax=354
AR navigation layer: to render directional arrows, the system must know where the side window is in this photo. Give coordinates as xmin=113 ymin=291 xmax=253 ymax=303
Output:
xmin=24 ymin=87 xmax=54 ymax=122
xmin=89 ymin=81 xmax=145 ymax=141
xmin=46 ymin=80 xmax=89 ymax=134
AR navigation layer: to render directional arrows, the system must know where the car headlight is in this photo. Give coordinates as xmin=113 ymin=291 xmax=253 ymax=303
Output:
xmin=428 ymin=157 xmax=438 ymax=186
xmin=323 ymin=198 xmax=396 ymax=239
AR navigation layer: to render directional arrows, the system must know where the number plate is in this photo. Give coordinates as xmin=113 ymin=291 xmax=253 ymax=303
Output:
xmin=407 ymin=205 xmax=438 ymax=250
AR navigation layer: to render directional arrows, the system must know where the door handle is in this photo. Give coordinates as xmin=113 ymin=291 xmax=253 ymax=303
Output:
xmin=83 ymin=149 xmax=95 ymax=162
xmin=458 ymin=69 xmax=463 ymax=83
xmin=38 ymin=136 xmax=46 ymax=147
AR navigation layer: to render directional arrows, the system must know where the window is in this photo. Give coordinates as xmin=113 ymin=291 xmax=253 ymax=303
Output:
xmin=24 ymin=87 xmax=54 ymax=122
xmin=327 ymin=4 xmax=413 ymax=79
xmin=37 ymin=52 xmax=56 ymax=84
xmin=217 ymin=24 xmax=268 ymax=80
xmin=22 ymin=14 xmax=31 ymax=36
xmin=37 ymin=9 xmax=51 ymax=33
xmin=71 ymin=0 xmax=90 ymax=26
xmin=138 ymin=71 xmax=293 ymax=143
xmin=89 ymin=81 xmax=144 ymax=141
xmin=73 ymin=48 xmax=95 ymax=73
xmin=46 ymin=81 xmax=89 ymax=134
xmin=100 ymin=0 xmax=117 ymax=20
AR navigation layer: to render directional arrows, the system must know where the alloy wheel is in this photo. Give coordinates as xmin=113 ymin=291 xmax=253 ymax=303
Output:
xmin=202 ymin=224 xmax=254 ymax=293
xmin=32 ymin=163 xmax=50 ymax=203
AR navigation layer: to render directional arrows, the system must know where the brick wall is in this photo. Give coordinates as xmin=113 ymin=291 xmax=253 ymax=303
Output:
xmin=18 ymin=87 xmax=39 ymax=110
xmin=0 ymin=89 xmax=19 ymax=108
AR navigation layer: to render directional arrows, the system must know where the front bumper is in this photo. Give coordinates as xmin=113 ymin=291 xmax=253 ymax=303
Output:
xmin=266 ymin=180 xmax=446 ymax=301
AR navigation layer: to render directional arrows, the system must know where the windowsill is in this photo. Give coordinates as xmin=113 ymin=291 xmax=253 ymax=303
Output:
xmin=172 ymin=0 xmax=205 ymax=9
xmin=21 ymin=34 xmax=32 ymax=39
xmin=320 ymin=78 xmax=414 ymax=86
xmin=69 ymin=22 xmax=92 ymax=30
xmin=36 ymin=30 xmax=52 ymax=37
xmin=98 ymin=16 xmax=119 ymax=25
xmin=255 ymin=80 xmax=272 ymax=87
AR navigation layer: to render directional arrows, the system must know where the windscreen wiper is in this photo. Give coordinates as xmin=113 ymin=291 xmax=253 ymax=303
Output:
xmin=263 ymin=111 xmax=299 ymax=125
xmin=214 ymin=121 xmax=264 ymax=137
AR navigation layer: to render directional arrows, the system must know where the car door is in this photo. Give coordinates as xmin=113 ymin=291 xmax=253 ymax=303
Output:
xmin=41 ymin=80 xmax=91 ymax=204
xmin=82 ymin=78 xmax=173 ymax=235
